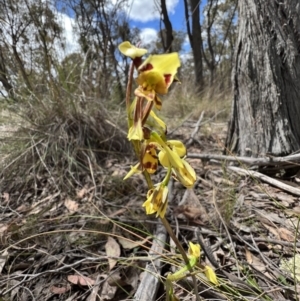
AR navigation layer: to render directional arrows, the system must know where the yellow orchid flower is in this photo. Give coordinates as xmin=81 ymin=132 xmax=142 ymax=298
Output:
xmin=188 ymin=242 xmax=201 ymax=259
xmin=135 ymin=53 xmax=180 ymax=109
xmin=204 ymin=266 xmax=219 ymax=285
xmin=172 ymin=159 xmax=197 ymax=188
xmin=167 ymin=241 xmax=200 ymax=282
xmin=149 ymin=110 xmax=167 ymax=133
xmin=141 ymin=139 xmax=183 ymax=175
xmin=151 ymin=132 xmax=183 ymax=169
xmin=143 ymin=184 xmax=168 ymax=218
xmin=118 ymin=41 xmax=147 ymax=59
xmin=127 ymin=119 xmax=144 ymax=141
xmin=158 ymin=140 xmax=186 ymax=167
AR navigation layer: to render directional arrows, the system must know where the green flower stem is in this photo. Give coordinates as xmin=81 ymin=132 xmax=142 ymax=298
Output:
xmin=160 ymin=216 xmax=189 ymax=265
xmin=142 ymin=169 xmax=154 ymax=189
xmin=163 ymin=166 xmax=172 ymax=187
xmin=160 ymin=168 xmax=200 ymax=301
xmin=126 ymin=62 xmax=134 ymax=110
xmin=160 ymin=216 xmax=200 ymax=301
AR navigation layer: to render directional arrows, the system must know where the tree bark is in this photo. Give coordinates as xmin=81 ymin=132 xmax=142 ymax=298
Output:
xmin=185 ymin=0 xmax=204 ymax=89
xmin=0 ymin=49 xmax=14 ymax=99
xmin=202 ymin=0 xmax=217 ymax=87
xmin=160 ymin=0 xmax=173 ymax=52
xmin=226 ymin=0 xmax=300 ymax=157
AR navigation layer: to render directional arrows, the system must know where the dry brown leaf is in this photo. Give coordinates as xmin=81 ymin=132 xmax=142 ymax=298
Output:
xmin=232 ymin=220 xmax=251 ymax=233
xmin=64 ymin=198 xmax=78 ymax=213
xmin=278 ymin=227 xmax=294 ymax=242
xmin=16 ymin=204 xmax=28 ymax=213
xmin=76 ymin=187 xmax=88 ymax=199
xmin=86 ymin=275 xmax=102 ymax=301
xmin=262 ymin=223 xmax=280 ymax=239
xmin=245 ymin=247 xmax=253 ymax=264
xmin=104 ymin=268 xmax=139 ymax=291
xmin=2 ymin=192 xmax=9 ymax=203
xmin=0 ymin=224 xmax=8 ymax=234
xmin=250 ymin=254 xmax=266 ymax=273
xmin=286 ymin=207 xmax=300 ymax=217
xmin=111 ymin=169 xmax=123 ymax=177
xmin=174 ymin=205 xmax=207 ymax=224
xmin=117 ymin=236 xmax=150 ymax=250
xmin=67 ymin=274 xmax=95 ymax=286
xmin=50 ymin=284 xmax=71 ymax=294
xmin=123 ymin=267 xmax=139 ymax=289
xmin=101 ymin=281 xmax=117 ymax=300
xmin=105 ymin=237 xmax=121 ymax=270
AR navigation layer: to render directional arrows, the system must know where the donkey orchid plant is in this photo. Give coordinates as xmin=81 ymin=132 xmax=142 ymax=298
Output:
xmin=119 ymin=41 xmax=218 ymax=300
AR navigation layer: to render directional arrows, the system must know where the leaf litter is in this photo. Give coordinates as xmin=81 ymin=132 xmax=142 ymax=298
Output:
xmin=0 ymin=116 xmax=300 ymax=300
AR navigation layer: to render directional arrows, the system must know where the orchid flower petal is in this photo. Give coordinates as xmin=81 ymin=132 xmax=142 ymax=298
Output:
xmin=205 ymin=266 xmax=219 ymax=285
xmin=172 ymin=159 xmax=196 ymax=188
xmin=127 ymin=119 xmax=143 ymax=141
xmin=123 ymin=163 xmax=142 ymax=180
xmin=138 ymin=53 xmax=181 ymax=94
xmin=188 ymin=242 xmax=201 ymax=258
xmin=167 ymin=140 xmax=186 ymax=157
xmin=118 ymin=41 xmax=147 ymax=59
xmin=152 ymin=133 xmax=183 ymax=169
xmin=148 ymin=110 xmax=167 ymax=133
xmin=142 ymin=184 xmax=168 ymax=218
xmin=142 ymin=143 xmax=158 ymax=174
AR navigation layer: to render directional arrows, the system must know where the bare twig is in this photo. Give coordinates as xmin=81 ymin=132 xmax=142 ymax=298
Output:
xmin=228 ymin=166 xmax=300 ymax=196
xmin=186 ymin=111 xmax=205 ymax=146
xmin=133 ymin=221 xmax=167 ymax=301
xmin=188 ymin=152 xmax=300 ymax=167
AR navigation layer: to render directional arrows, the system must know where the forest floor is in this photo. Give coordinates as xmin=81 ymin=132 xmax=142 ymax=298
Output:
xmin=0 ymin=111 xmax=300 ymax=301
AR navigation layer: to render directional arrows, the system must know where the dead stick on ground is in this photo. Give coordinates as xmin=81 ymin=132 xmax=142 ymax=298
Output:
xmin=228 ymin=166 xmax=300 ymax=196
xmin=133 ymin=221 xmax=167 ymax=301
xmin=188 ymin=152 xmax=300 ymax=167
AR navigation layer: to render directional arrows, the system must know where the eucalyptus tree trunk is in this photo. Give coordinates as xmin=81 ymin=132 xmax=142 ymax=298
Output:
xmin=160 ymin=0 xmax=173 ymax=52
xmin=184 ymin=0 xmax=204 ymax=89
xmin=226 ymin=0 xmax=300 ymax=157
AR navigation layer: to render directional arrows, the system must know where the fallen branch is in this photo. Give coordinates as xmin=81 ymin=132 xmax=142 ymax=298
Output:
xmin=188 ymin=152 xmax=300 ymax=167
xmin=228 ymin=166 xmax=300 ymax=196
xmin=133 ymin=221 xmax=167 ymax=301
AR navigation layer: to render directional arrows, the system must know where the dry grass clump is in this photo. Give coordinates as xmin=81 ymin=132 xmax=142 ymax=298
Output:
xmin=0 ymin=93 xmax=130 ymax=193
xmin=162 ymin=74 xmax=232 ymax=127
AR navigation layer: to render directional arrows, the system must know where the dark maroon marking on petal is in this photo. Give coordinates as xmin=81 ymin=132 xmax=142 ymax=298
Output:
xmin=164 ymin=74 xmax=172 ymax=85
xmin=145 ymin=144 xmax=154 ymax=151
xmin=133 ymin=57 xmax=143 ymax=69
xmin=171 ymin=171 xmax=177 ymax=177
xmin=143 ymin=162 xmax=157 ymax=171
xmin=147 ymin=189 xmax=154 ymax=197
xmin=139 ymin=63 xmax=153 ymax=72
xmin=143 ymin=162 xmax=152 ymax=168
xmin=145 ymin=145 xmax=158 ymax=159
xmin=143 ymin=127 xmax=151 ymax=139
xmin=154 ymin=97 xmax=162 ymax=107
